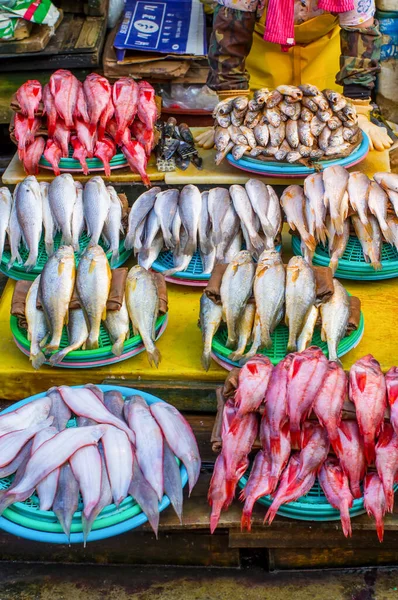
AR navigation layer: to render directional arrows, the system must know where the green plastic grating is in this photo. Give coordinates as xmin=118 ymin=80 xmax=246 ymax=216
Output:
xmin=152 ymin=250 xmax=210 ymax=281
xmin=1 ymin=231 xmax=132 ymax=281
xmin=211 ymin=315 xmax=364 ymax=366
xmin=11 ymin=313 xmax=167 ymax=361
xmin=292 ymin=235 xmax=398 ymax=281
xmin=39 ymin=146 xmax=128 ymax=170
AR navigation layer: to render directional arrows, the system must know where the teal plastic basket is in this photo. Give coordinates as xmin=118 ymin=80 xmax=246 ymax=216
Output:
xmin=292 ymin=235 xmax=398 ymax=281
xmin=0 ymin=385 xmax=188 ymax=544
xmin=1 ymin=231 xmax=131 ymax=281
xmin=39 ymin=147 xmax=127 ymax=172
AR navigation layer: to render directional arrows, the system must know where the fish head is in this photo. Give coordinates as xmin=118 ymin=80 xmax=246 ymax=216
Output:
xmin=233 ymin=250 xmax=253 ymax=266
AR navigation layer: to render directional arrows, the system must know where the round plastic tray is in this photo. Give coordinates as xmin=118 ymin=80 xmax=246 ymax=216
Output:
xmin=1 ymin=232 xmax=131 ymax=282
xmin=0 ymin=385 xmax=188 ymax=544
xmin=211 ymin=314 xmax=364 ymax=367
xmin=226 ymin=132 xmax=369 ymax=178
xmin=11 ymin=313 xmax=167 ymax=364
xmin=292 ymin=235 xmax=398 ymax=281
xmin=39 ymin=147 xmax=128 ymax=173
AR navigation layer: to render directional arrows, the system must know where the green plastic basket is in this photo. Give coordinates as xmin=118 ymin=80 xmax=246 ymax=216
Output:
xmin=1 ymin=232 xmax=132 ymax=282
xmin=292 ymin=235 xmax=398 ymax=281
xmin=211 ymin=314 xmax=364 ymax=366
xmin=11 ymin=313 xmax=167 ymax=362
xmin=39 ymin=147 xmax=127 ymax=171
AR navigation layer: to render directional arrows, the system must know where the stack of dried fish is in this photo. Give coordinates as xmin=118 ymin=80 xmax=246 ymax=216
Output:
xmin=25 ymin=246 xmax=162 ymax=368
xmin=213 ymin=85 xmax=360 ymax=165
xmin=125 ymin=179 xmax=282 ymax=276
xmin=2 ymin=174 xmax=126 ymax=271
xmin=200 ymin=251 xmax=352 ymax=369
xmin=0 ymin=385 xmax=200 ymax=544
xmin=285 ymin=168 xmax=398 ymax=273
xmin=156 ymin=118 xmax=202 ymax=171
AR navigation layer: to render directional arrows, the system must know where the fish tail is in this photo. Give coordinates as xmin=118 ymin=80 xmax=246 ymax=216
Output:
xmin=329 ymin=256 xmax=339 ymax=275
xmin=24 ymin=250 xmax=38 ymax=271
xmin=183 ymin=237 xmax=197 ymax=257
xmin=340 ymin=500 xmax=352 ymax=538
xmin=375 ymin=514 xmax=385 ymax=542
xmin=82 ymin=514 xmax=95 ymax=547
xmin=44 ymin=336 xmax=62 ymax=353
xmin=290 ymin=427 xmax=301 ymax=449
xmin=147 ymin=346 xmax=161 ymax=368
xmin=241 ymin=505 xmax=254 ymax=532
xmin=45 ymin=241 xmax=54 ymax=257
xmin=201 ymin=351 xmax=211 ymax=372
xmin=383 ymin=226 xmax=395 ymax=246
xmin=228 ymin=349 xmax=244 ymax=362
xmin=252 ymin=232 xmax=265 ymax=251
xmin=0 ymin=491 xmax=17 ymax=517
xmin=363 ymin=219 xmax=373 ymax=237
xmin=31 ymin=350 xmax=46 ymax=370
xmin=7 ymin=251 xmax=22 ymax=270
xmin=304 ymin=233 xmax=317 ymax=252
xmin=385 ymin=486 xmax=394 ymax=513
xmin=49 ymin=347 xmax=70 ymax=365
xmin=85 ymin=336 xmax=99 ymax=351
xmin=264 ymin=504 xmax=278 ymax=525
xmin=260 ymin=328 xmax=272 ymax=350
xmin=268 ymin=475 xmax=278 ymax=494
xmin=364 ymin=440 xmax=376 ymax=466
xmin=111 ymin=336 xmax=125 ymax=357
xmin=316 ymin=225 xmax=328 ymax=247
xmin=210 ymin=508 xmax=222 ymax=534
xmin=110 ymin=248 xmax=120 ymax=268
xmin=332 ymin=215 xmax=345 ymax=236
xmin=371 ymin=260 xmax=382 ymax=272
xmin=286 ymin=336 xmax=297 ymax=353
xmin=54 ymin=509 xmax=72 ymax=541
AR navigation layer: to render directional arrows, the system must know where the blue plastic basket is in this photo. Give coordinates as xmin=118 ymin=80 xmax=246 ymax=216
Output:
xmin=0 ymin=385 xmax=188 ymax=544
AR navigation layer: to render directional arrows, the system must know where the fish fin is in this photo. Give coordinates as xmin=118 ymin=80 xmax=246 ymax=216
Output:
xmin=363 ymin=220 xmax=373 ymax=237
xmin=102 ymin=307 xmax=107 ymax=321
xmin=49 ymin=347 xmax=69 ymax=365
xmin=330 ymin=434 xmax=343 ymax=457
xmin=111 ymin=336 xmax=125 ymax=357
xmin=210 ymin=509 xmax=222 ymax=534
xmin=355 ymin=371 xmax=367 ymax=393
xmin=241 ymin=509 xmax=253 ymax=532
xmin=183 ymin=237 xmax=197 ymax=257
xmin=340 ymin=499 xmax=352 ymax=538
xmin=320 ymin=325 xmax=327 ymax=343
xmin=226 ymin=336 xmax=237 ymax=349
xmin=31 ymin=351 xmax=46 ymax=370
xmin=228 ymin=350 xmax=244 ymax=362
xmin=85 ymin=337 xmax=99 ymax=350
xmin=375 ymin=514 xmax=385 ymax=543
xmin=316 ymin=226 xmax=328 ymax=247
xmin=332 ymin=215 xmax=345 ymax=236
xmin=371 ymin=260 xmax=382 ymax=271
xmin=201 ymin=352 xmax=211 ymax=372
xmin=24 ymin=252 xmax=38 ymax=272
xmin=89 ymin=259 xmax=97 ymax=273
xmin=45 ymin=241 xmax=55 ymax=257
xmin=110 ymin=249 xmax=120 ymax=268
xmin=58 ymin=260 xmax=65 ymax=276
xmin=147 ymin=347 xmax=161 ymax=368
xmin=329 ymin=257 xmax=338 ymax=275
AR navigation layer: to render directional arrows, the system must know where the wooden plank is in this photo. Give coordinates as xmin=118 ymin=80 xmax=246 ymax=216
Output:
xmin=0 ymin=11 xmax=63 ymax=56
xmin=271 ymin=547 xmax=398 ymax=570
xmin=75 ymin=17 xmax=104 ymax=51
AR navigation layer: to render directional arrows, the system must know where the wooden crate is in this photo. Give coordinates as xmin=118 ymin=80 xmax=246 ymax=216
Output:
xmin=55 ymin=0 xmax=109 ymax=16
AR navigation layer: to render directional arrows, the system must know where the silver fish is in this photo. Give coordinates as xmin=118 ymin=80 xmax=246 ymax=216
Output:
xmin=224 ymin=231 xmax=243 ymax=263
xmin=269 ymin=122 xmax=286 ymax=147
xmin=320 ymin=279 xmax=350 ymax=363
xmin=39 ymin=182 xmax=54 ymax=257
xmin=103 ymin=185 xmax=123 ymax=266
xmin=128 ymin=456 xmax=160 ymax=537
xmin=103 ymin=390 xmax=125 ymax=421
xmin=253 ymin=123 xmax=269 ymax=147
xmin=16 ymin=175 xmax=42 ymax=270
xmin=281 ymin=185 xmax=316 ymax=252
xmin=83 ymin=176 xmax=110 ymax=246
xmin=53 ymin=462 xmax=80 ymax=541
xmin=228 ymin=125 xmax=248 ymax=145
xmin=254 ymin=249 xmax=285 ymax=349
xmin=230 ymin=185 xmax=263 ymax=251
xmin=8 ymin=185 xmax=22 ymax=269
xmin=297 ymin=305 xmax=319 ymax=352
xmin=214 ymin=97 xmax=235 ymax=117
xmin=228 ymin=302 xmax=256 ymax=362
xmin=323 ymin=89 xmax=347 ymax=112
xmin=386 ymin=215 xmax=398 ymax=250
xmin=179 ymin=184 xmax=202 ymax=256
xmin=200 ymin=294 xmax=223 ymax=371
xmin=286 ymin=120 xmax=299 ymax=148
xmin=0 ymin=417 xmax=53 ymax=468
xmin=318 ymin=126 xmax=332 ymax=151
xmin=298 ymin=120 xmax=314 ymax=147
xmin=352 ymin=214 xmax=382 ymax=270
xmin=25 ymin=275 xmax=48 ymax=369
xmin=277 ymin=85 xmax=303 ymax=102
xmin=286 ymin=151 xmax=302 ymax=163
xmin=125 ymin=266 xmax=160 ymax=367
xmin=265 ymin=107 xmax=281 ymax=128
xmin=198 ymin=190 xmax=212 ymax=255
xmin=240 ymin=312 xmax=261 ymax=363
xmin=215 ymin=126 xmax=231 ymax=152
xmin=275 ymin=139 xmax=291 ymax=161
xmin=102 ymin=425 xmax=133 ymax=507
xmin=138 ymin=229 xmax=163 ymax=270
xmin=208 ymin=187 xmax=231 ymax=246
xmin=310 ymin=116 xmax=326 ymax=137
xmin=368 ymin=181 xmax=393 ymax=244
xmin=348 ymin=172 xmax=372 ymax=235
xmin=0 ymin=188 xmax=12 ymax=264
xmin=304 ymin=173 xmax=327 ymax=245
xmin=299 ymin=145 xmax=311 ymax=158
xmin=302 ymin=96 xmax=318 ymax=112
xmin=374 ymin=172 xmax=398 ymax=194
xmin=313 ymin=94 xmax=329 ymax=111
xmin=328 ymin=116 xmax=343 ymax=131
xmin=299 ymin=84 xmax=320 ymax=97
xmin=71 ymin=181 xmax=84 ymax=253
xmin=232 ymin=144 xmax=250 ymax=160
xmin=77 ymin=245 xmax=111 ymax=350
xmin=70 ymin=444 xmax=102 ymax=540
xmin=266 ymin=185 xmax=282 ymax=249
xmin=285 ymin=256 xmax=316 ymax=352
xmin=324 ymin=142 xmax=353 ymax=157
xmin=154 ymin=189 xmax=179 ymax=250
xmin=124 ymin=187 xmax=160 ymax=252
xmin=265 ymin=90 xmax=283 ymax=108
xmin=32 ymin=426 xmax=60 ymax=511
xmin=327 ymin=216 xmax=350 ymax=275
xmin=47 ymin=387 xmax=72 ymax=431
xmin=216 ymin=113 xmax=231 ymax=128
xmin=40 ymin=245 xmax=76 ymax=353
xmin=104 ymin=296 xmax=130 ymax=357
xmin=245 ymin=178 xmax=271 ymax=237
xmin=240 ymin=126 xmax=257 ymax=149
xmin=141 ymin=208 xmax=161 ymax=253
xmin=163 ymin=440 xmax=183 ymax=523
xmin=49 ymin=174 xmax=76 ymax=247
xmin=329 ymin=126 xmax=345 ymax=147
xmin=279 ymin=100 xmax=300 ymax=120
xmin=323 ymin=166 xmax=349 ymax=235
xmin=220 ymin=250 xmax=255 ymax=348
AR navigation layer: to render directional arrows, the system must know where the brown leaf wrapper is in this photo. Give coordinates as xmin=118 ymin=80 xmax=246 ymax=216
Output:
xmin=153 ymin=272 xmax=168 ymax=315
xmin=11 ymin=280 xmax=32 ymax=329
xmin=107 ymin=268 xmax=128 ymax=311
xmin=313 ymin=266 xmax=334 ymax=304
xmin=347 ymin=296 xmax=361 ymax=333
xmin=204 ymin=264 xmax=228 ymax=305
xmin=10 ymin=94 xmax=44 ymax=117
xmin=9 ymin=112 xmax=48 ymax=147
xmin=211 ymin=387 xmax=225 ymax=453
xmin=223 ymin=367 xmax=240 ymax=398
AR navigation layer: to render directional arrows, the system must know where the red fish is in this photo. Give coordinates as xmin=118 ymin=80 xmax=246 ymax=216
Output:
xmin=14 ymin=113 xmax=40 ymax=160
xmin=349 ymin=355 xmax=387 ymax=465
xmin=43 ymin=139 xmax=62 ymax=176
xmin=232 ymin=356 xmax=273 ymax=422
xmin=222 ymin=411 xmax=258 ymax=502
xmin=75 ymin=118 xmax=96 ymax=158
xmin=375 ymin=423 xmax=398 ymax=512
xmin=386 ymin=367 xmax=398 ymax=437
xmin=98 ymin=97 xmax=115 ymax=140
xmin=265 ymin=453 xmax=315 ymax=525
xmin=107 ymin=118 xmax=132 ymax=146
xmin=70 ymin=135 xmax=89 ymax=175
xmin=94 ymin=136 xmax=116 ymax=177
xmin=112 ymin=77 xmax=139 ymax=144
xmin=16 ymin=80 xmax=42 ymax=129
xmin=287 ymin=346 xmax=329 ymax=448
xmin=53 ymin=119 xmax=70 ymax=158
xmin=49 ymin=69 xmax=79 ymax=128
xmin=83 ymin=73 xmax=112 ymax=135
xmin=263 ymin=355 xmax=292 ymax=456
xmin=364 ymin=472 xmax=387 ymax=542
xmin=336 ymin=421 xmax=366 ymax=499
xmin=137 ymin=80 xmax=158 ymax=130
xmin=208 ymin=453 xmax=248 ymax=534
xmin=222 ymin=399 xmax=237 ymax=438
xmin=131 ymin=119 xmax=154 ymax=157
xmin=42 ymin=84 xmax=57 ymax=138
xmin=75 ymin=81 xmax=89 ymax=124
xmin=240 ymin=449 xmax=272 ymax=531
xmin=122 ymin=140 xmax=151 ymax=187
xmin=292 ymin=422 xmax=329 ymax=484
xmin=313 ymin=361 xmax=347 ymax=455
xmin=260 ymin=417 xmax=291 ymax=493
xmin=318 ymin=457 xmax=354 ymax=538
xmin=23 ymin=136 xmax=45 ymax=175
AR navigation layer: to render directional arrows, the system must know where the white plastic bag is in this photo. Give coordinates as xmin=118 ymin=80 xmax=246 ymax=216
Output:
xmin=108 ymin=0 xmax=125 ymax=29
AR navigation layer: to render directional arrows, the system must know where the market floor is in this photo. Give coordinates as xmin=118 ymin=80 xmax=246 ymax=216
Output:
xmin=1 ymin=564 xmax=398 ymax=600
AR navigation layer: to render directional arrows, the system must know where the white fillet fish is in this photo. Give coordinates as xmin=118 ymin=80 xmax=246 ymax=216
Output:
xmin=40 ymin=182 xmax=55 ymax=257
xmin=16 ymin=175 xmax=43 ymax=270
xmin=83 ymin=176 xmax=110 ymax=246
xmin=49 ymin=174 xmax=76 ymax=246
xmin=25 ymin=275 xmax=48 ymax=369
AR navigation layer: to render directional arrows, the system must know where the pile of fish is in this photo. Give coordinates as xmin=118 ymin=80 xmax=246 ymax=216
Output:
xmin=26 ymin=246 xmax=162 ymax=368
xmin=0 ymin=385 xmax=200 ymax=544
xmin=156 ymin=118 xmax=202 ymax=171
xmin=12 ymin=70 xmax=157 ymax=185
xmin=286 ymin=168 xmax=398 ymax=273
xmin=125 ymin=179 xmax=282 ymax=275
xmin=200 ymin=251 xmax=352 ymax=369
xmin=213 ymin=85 xmax=360 ymax=165
xmin=209 ymin=351 xmax=398 ymax=542
xmin=1 ymin=174 xmax=125 ymax=271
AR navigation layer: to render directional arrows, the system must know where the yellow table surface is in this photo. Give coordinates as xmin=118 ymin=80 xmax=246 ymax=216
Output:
xmin=165 ymin=128 xmax=390 ymax=186
xmin=0 ymin=229 xmax=397 ymax=401
xmin=1 ymin=152 xmax=165 ymax=185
